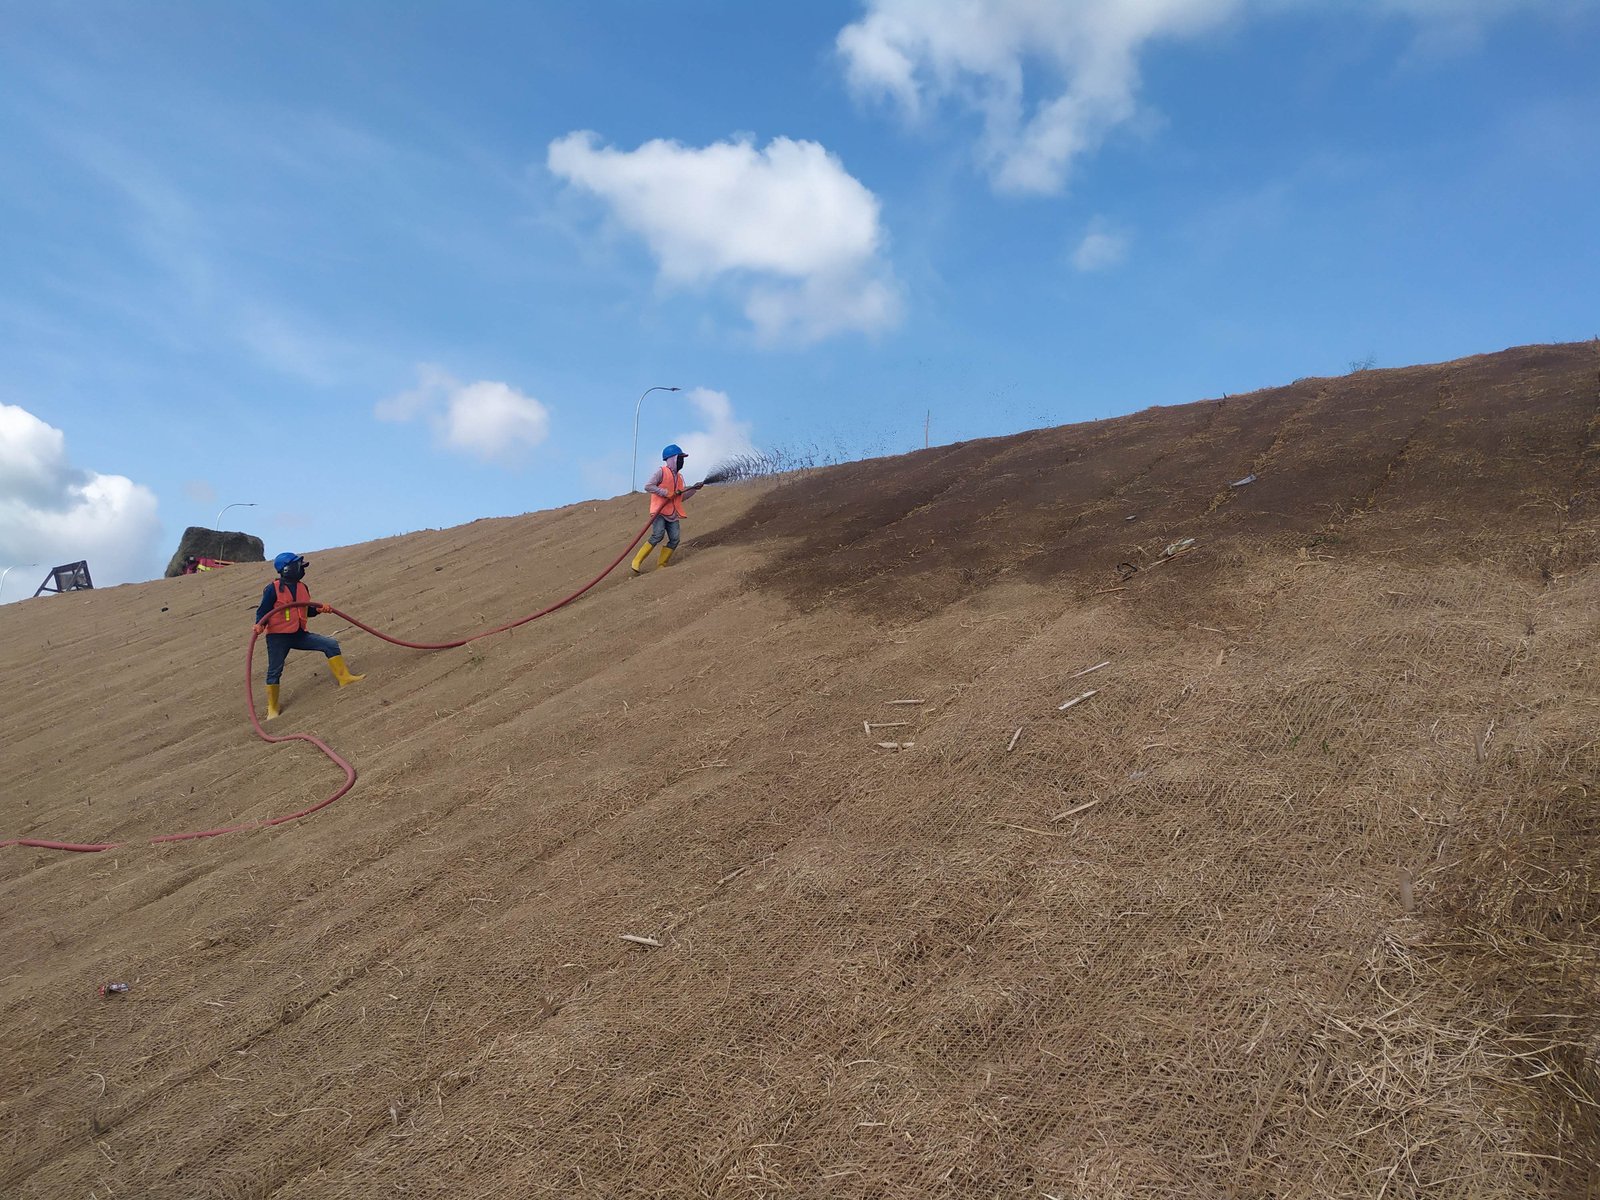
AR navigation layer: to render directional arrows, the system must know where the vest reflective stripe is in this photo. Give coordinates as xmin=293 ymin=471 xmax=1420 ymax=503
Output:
xmin=649 ymin=464 xmax=686 ymax=518
xmin=266 ymin=580 xmax=311 ymax=634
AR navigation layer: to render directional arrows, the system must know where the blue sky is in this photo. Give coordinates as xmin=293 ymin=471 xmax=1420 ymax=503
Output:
xmin=2 ymin=0 xmax=1596 ymax=599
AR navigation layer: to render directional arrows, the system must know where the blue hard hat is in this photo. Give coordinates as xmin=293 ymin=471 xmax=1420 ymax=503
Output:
xmin=273 ymin=552 xmax=306 ymax=572
xmin=662 ymin=444 xmax=685 ymax=460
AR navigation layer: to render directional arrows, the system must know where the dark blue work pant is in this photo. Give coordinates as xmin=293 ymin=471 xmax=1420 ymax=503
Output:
xmin=264 ymin=631 xmax=342 ymax=684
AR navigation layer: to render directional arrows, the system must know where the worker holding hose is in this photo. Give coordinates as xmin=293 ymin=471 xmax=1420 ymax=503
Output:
xmin=253 ymin=552 xmax=364 ymax=719
xmin=631 ymin=443 xmax=702 ymax=575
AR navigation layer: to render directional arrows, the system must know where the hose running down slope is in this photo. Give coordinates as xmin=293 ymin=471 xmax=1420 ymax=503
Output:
xmin=2 ymin=517 xmax=657 ymax=854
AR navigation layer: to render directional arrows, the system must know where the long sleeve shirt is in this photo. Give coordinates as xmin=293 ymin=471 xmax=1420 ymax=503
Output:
xmin=255 ymin=583 xmax=322 ymax=625
xmin=645 ymin=465 xmax=699 ymax=503
xmin=644 ymin=465 xmax=676 ymax=500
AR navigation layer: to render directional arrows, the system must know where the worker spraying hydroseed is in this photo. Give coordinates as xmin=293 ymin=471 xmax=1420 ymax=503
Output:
xmin=12 ymin=508 xmax=762 ymax=854
xmin=631 ymin=443 xmax=705 ymax=576
xmin=253 ymin=552 xmax=365 ymax=719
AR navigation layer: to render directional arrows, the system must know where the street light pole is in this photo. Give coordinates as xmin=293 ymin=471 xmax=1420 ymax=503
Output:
xmin=215 ymin=502 xmax=258 ymax=529
xmin=632 ymin=386 xmax=681 ymax=493
xmin=0 ymin=563 xmax=38 ymax=605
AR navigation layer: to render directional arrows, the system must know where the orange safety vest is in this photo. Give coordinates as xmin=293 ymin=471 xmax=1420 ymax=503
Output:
xmin=266 ymin=580 xmax=312 ymax=634
xmin=649 ymin=463 xmax=686 ymax=519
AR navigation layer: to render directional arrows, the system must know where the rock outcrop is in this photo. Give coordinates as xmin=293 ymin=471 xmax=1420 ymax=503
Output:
xmin=163 ymin=527 xmax=266 ymax=578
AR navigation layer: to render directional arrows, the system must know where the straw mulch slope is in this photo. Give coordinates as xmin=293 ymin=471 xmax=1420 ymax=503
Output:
xmin=2 ymin=341 xmax=1596 ymax=1199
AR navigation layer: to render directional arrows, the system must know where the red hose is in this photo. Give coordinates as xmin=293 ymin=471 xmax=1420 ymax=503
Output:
xmin=3 ymin=517 xmax=657 ymax=854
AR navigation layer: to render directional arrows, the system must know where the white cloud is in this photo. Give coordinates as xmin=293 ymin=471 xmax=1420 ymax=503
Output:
xmin=837 ymin=0 xmax=1553 ymax=194
xmin=1072 ymin=220 xmax=1130 ymax=271
xmin=671 ymin=388 xmax=758 ymax=481
xmin=443 ymin=381 xmax=551 ymax=461
xmin=547 ymin=132 xmax=901 ymax=344
xmin=744 ymin=273 xmax=904 ymax=346
xmin=839 ymin=0 xmax=1243 ymax=195
xmin=0 ymin=403 xmax=161 ymax=600
xmin=376 ymin=365 xmax=551 ymax=466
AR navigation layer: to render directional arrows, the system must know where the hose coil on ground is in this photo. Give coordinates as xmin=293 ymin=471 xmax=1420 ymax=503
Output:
xmin=1 ymin=518 xmax=657 ymax=854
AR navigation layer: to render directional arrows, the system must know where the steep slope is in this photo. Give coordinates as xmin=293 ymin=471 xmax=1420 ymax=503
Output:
xmin=2 ymin=342 xmax=1597 ymax=1199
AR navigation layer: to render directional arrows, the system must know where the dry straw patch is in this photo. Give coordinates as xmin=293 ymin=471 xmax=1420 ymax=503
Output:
xmin=2 ymin=344 xmax=1597 ymax=1198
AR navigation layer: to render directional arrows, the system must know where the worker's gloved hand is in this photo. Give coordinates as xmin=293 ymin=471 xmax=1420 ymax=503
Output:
xmin=253 ymin=622 xmax=268 ymax=634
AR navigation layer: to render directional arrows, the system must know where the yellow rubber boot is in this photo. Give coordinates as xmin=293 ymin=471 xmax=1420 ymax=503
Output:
xmin=265 ymin=684 xmax=282 ymax=721
xmin=630 ymin=542 xmax=653 ymax=575
xmin=658 ymin=545 xmax=675 ymax=568
xmin=328 ymin=655 xmax=365 ymax=687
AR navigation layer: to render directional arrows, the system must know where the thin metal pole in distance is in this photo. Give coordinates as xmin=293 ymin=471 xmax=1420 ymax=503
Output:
xmin=0 ymin=563 xmax=38 ymax=604
xmin=215 ymin=501 xmax=258 ymax=529
xmin=632 ymin=386 xmax=681 ymax=493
